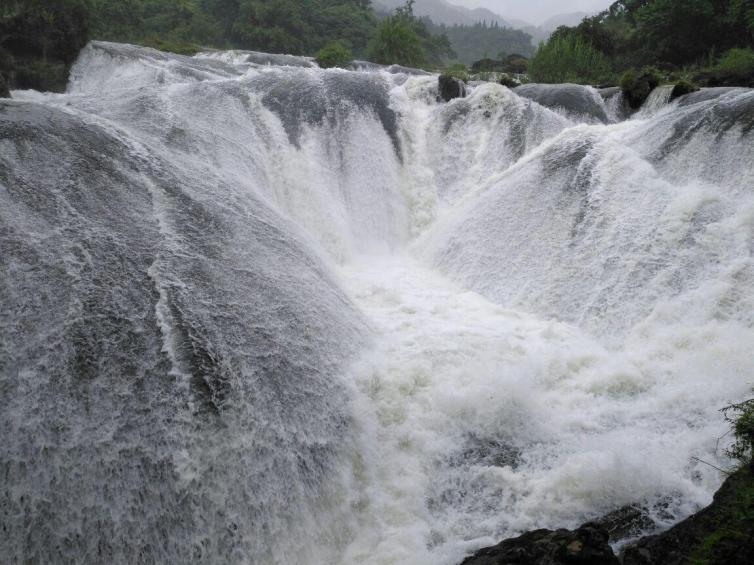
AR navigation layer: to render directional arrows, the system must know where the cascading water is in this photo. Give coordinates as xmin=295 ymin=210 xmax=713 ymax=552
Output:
xmin=1 ymin=41 xmax=753 ymax=565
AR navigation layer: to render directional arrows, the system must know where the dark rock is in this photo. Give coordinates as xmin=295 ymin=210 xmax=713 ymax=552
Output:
xmin=0 ymin=74 xmax=10 ymax=98
xmin=622 ymin=469 xmax=754 ymax=565
xmin=593 ymin=504 xmax=656 ymax=543
xmin=499 ymin=75 xmax=519 ymax=89
xmin=620 ymin=69 xmax=662 ymax=109
xmin=694 ymin=69 xmax=754 ymax=89
xmin=670 ymin=80 xmax=699 ymax=100
xmin=460 ymin=522 xmax=620 ymax=565
xmin=439 ymin=74 xmax=466 ymax=102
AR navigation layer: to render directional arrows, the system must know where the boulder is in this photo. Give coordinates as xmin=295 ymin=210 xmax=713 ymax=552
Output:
xmin=439 ymin=74 xmax=466 ymax=102
xmin=460 ymin=522 xmax=620 ymax=565
xmin=620 ymin=69 xmax=661 ymax=109
xmin=670 ymin=80 xmax=699 ymax=100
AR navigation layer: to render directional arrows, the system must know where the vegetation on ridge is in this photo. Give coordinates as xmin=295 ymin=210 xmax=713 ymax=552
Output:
xmin=531 ymin=0 xmax=754 ymax=87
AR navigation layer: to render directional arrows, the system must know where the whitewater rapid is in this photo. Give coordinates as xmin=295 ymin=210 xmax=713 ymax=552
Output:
xmin=1 ymin=42 xmax=753 ymax=564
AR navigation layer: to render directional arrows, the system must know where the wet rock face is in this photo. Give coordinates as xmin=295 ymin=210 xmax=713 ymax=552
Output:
xmin=460 ymin=523 xmax=620 ymax=565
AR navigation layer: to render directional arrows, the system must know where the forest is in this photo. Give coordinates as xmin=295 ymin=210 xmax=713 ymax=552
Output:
xmin=0 ymin=0 xmax=533 ymax=91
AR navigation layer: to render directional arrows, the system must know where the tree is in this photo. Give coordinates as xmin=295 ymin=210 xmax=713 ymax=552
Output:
xmin=366 ymin=1 xmax=454 ymax=68
xmin=635 ymin=0 xmax=721 ymax=65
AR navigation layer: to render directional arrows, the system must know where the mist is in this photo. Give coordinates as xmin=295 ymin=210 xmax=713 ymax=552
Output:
xmin=447 ymin=0 xmax=615 ymax=24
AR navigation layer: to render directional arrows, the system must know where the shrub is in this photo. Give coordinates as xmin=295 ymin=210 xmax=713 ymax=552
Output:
xmin=443 ymin=63 xmax=469 ymax=82
xmin=529 ymin=35 xmax=612 ymax=85
xmin=722 ymin=397 xmax=754 ymax=471
xmin=671 ymin=79 xmax=698 ymax=99
xmin=315 ymin=41 xmax=352 ymax=69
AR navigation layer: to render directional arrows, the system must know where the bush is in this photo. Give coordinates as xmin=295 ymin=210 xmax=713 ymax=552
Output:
xmin=723 ymin=397 xmax=754 ymax=471
xmin=716 ymin=48 xmax=754 ymax=76
xmin=443 ymin=63 xmax=469 ymax=82
xmin=529 ymin=35 xmax=612 ymax=85
xmin=315 ymin=41 xmax=352 ymax=69
xmin=620 ymin=67 xmax=662 ymax=109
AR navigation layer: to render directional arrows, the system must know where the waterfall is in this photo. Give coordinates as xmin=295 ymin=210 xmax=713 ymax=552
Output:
xmin=635 ymin=84 xmax=676 ymax=118
xmin=1 ymin=41 xmax=753 ymax=565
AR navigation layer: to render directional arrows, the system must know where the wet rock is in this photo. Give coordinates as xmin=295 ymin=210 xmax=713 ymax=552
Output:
xmin=620 ymin=70 xmax=661 ymax=109
xmin=670 ymin=80 xmax=699 ymax=100
xmin=594 ymin=504 xmax=656 ymax=543
xmin=460 ymin=522 xmax=620 ymax=565
xmin=515 ymin=83 xmax=609 ymax=123
xmin=439 ymin=74 xmax=466 ymax=102
xmin=0 ymin=74 xmax=9 ymax=98
xmin=622 ymin=469 xmax=754 ymax=565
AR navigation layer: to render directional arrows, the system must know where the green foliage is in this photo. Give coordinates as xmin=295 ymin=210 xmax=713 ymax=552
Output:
xmin=536 ymin=0 xmax=754 ymax=87
xmin=315 ymin=41 xmax=352 ymax=69
xmin=722 ymin=397 xmax=754 ymax=469
xmin=365 ymin=1 xmax=453 ymax=68
xmin=717 ymin=47 xmax=754 ymax=75
xmin=529 ymin=35 xmax=612 ymax=84
xmin=367 ymin=11 xmax=426 ymax=67
xmin=0 ymin=0 xmax=91 ymax=91
xmin=442 ymin=62 xmax=469 ymax=82
xmin=620 ymin=67 xmax=662 ymax=108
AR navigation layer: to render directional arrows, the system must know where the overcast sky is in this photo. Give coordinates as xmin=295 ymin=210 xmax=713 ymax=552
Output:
xmin=450 ymin=0 xmax=615 ymax=24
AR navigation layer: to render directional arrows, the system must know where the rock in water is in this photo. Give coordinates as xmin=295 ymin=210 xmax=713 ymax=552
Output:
xmin=439 ymin=74 xmax=466 ymax=102
xmin=460 ymin=523 xmax=620 ymax=565
xmin=0 ymin=74 xmax=10 ymax=98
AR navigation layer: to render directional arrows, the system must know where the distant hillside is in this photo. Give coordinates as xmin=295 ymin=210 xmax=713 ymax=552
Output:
xmin=524 ymin=12 xmax=590 ymax=44
xmin=375 ymin=1 xmax=591 ymax=48
xmin=374 ymin=0 xmax=515 ymax=27
xmin=427 ymin=20 xmax=534 ymax=63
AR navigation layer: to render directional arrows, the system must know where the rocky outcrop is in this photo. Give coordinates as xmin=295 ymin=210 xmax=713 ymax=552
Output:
xmin=439 ymin=74 xmax=466 ymax=102
xmin=620 ymin=70 xmax=661 ymax=109
xmin=459 ymin=469 xmax=754 ymax=565
xmin=622 ymin=469 xmax=754 ymax=565
xmin=460 ymin=523 xmax=620 ymax=565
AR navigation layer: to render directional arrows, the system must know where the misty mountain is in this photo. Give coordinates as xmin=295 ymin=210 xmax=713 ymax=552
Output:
xmin=374 ymin=1 xmax=591 ymax=48
xmin=374 ymin=0 xmax=518 ymax=27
